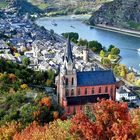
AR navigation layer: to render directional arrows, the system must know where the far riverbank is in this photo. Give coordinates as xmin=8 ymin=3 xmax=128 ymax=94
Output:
xmin=94 ymin=24 xmax=140 ymax=38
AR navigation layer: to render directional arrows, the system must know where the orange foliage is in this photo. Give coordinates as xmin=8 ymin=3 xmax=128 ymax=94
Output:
xmin=53 ymin=111 xmax=59 ymax=119
xmin=40 ymin=97 xmax=51 ymax=108
xmin=71 ymin=100 xmax=136 ymax=140
xmin=70 ymin=112 xmax=100 ymax=140
xmin=131 ymin=108 xmax=140 ymax=139
xmin=14 ymin=120 xmax=79 ymax=140
xmin=0 ymin=121 xmax=21 ymax=140
xmin=8 ymin=73 xmax=16 ymax=82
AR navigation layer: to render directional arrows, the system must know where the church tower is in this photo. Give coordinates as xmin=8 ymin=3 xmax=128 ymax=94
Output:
xmin=57 ymin=36 xmax=77 ymax=105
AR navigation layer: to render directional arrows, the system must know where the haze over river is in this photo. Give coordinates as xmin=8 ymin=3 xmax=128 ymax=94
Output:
xmin=36 ymin=15 xmax=140 ymax=71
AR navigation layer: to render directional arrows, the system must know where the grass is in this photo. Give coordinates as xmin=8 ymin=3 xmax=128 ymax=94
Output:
xmin=128 ymin=21 xmax=140 ymax=30
xmin=27 ymin=0 xmax=48 ymax=10
xmin=0 ymin=0 xmax=8 ymax=9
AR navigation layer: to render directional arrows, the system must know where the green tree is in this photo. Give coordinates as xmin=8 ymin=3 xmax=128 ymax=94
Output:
xmin=100 ymin=50 xmax=105 ymax=57
xmin=77 ymin=38 xmax=88 ymax=46
xmin=88 ymin=40 xmax=102 ymax=53
xmin=62 ymin=32 xmax=79 ymax=43
xmin=111 ymin=47 xmax=120 ymax=55
xmin=101 ymin=57 xmax=111 ymax=68
xmin=22 ymin=58 xmax=30 ymax=66
xmin=108 ymin=45 xmax=115 ymax=52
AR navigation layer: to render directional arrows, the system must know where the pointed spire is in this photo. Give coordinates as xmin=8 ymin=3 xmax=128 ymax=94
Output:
xmin=65 ymin=34 xmax=73 ymax=62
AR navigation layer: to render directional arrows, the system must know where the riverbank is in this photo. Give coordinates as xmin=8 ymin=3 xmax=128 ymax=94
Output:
xmin=94 ymin=24 xmax=140 ymax=38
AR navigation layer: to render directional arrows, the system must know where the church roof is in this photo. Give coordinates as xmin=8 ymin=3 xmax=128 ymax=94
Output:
xmin=77 ymin=70 xmax=116 ymax=86
xmin=66 ymin=94 xmax=109 ymax=106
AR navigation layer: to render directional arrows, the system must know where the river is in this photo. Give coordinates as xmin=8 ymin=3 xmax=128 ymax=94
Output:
xmin=36 ymin=15 xmax=140 ymax=71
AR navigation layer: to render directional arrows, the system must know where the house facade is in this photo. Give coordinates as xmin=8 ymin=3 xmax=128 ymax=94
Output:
xmin=56 ymin=37 xmax=116 ymax=115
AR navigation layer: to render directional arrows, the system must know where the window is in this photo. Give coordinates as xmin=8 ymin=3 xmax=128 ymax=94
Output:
xmin=66 ymin=89 xmax=69 ymax=96
xmin=80 ymin=106 xmax=82 ymax=110
xmin=85 ymin=88 xmax=87 ymax=95
xmin=71 ymin=89 xmax=74 ymax=96
xmin=68 ymin=106 xmax=70 ymax=113
xmin=72 ymin=77 xmax=74 ymax=85
xmin=78 ymin=88 xmax=80 ymax=95
xmin=73 ymin=106 xmax=76 ymax=114
xmin=105 ymin=86 xmax=108 ymax=93
xmin=110 ymin=86 xmax=113 ymax=99
xmin=99 ymin=87 xmax=101 ymax=93
xmin=92 ymin=88 xmax=94 ymax=94
xmin=66 ymin=78 xmax=68 ymax=85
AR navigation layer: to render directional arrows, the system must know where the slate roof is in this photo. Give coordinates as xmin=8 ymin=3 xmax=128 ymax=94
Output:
xmin=64 ymin=35 xmax=73 ymax=62
xmin=66 ymin=94 xmax=109 ymax=106
xmin=77 ymin=70 xmax=116 ymax=86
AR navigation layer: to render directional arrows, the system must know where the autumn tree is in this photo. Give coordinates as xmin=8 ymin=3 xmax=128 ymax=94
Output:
xmin=0 ymin=121 xmax=21 ymax=140
xmin=14 ymin=120 xmax=79 ymax=140
xmin=70 ymin=100 xmax=136 ymax=140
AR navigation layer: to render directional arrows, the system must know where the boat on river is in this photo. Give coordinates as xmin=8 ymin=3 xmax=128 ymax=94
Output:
xmin=51 ymin=20 xmax=57 ymax=26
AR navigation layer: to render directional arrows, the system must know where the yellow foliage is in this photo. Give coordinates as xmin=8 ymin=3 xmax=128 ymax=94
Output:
xmin=20 ymin=84 xmax=28 ymax=89
xmin=14 ymin=53 xmax=21 ymax=57
xmin=0 ymin=121 xmax=21 ymax=140
xmin=0 ymin=73 xmax=4 ymax=79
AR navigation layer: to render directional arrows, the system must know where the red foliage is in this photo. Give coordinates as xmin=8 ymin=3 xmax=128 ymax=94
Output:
xmin=70 ymin=100 xmax=136 ymax=140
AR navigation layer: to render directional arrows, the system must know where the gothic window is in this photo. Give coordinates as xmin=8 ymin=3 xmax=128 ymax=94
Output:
xmin=105 ymin=86 xmax=108 ymax=93
xmin=72 ymin=77 xmax=74 ymax=85
xmin=92 ymin=88 xmax=94 ymax=94
xmin=99 ymin=87 xmax=101 ymax=93
xmin=66 ymin=78 xmax=68 ymax=85
xmin=66 ymin=89 xmax=69 ymax=96
xmin=85 ymin=88 xmax=88 ymax=95
xmin=71 ymin=89 xmax=74 ymax=96
xmin=78 ymin=88 xmax=80 ymax=95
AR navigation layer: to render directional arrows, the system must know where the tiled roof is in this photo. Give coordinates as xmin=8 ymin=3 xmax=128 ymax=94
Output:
xmin=77 ymin=70 xmax=116 ymax=86
xmin=66 ymin=94 xmax=109 ymax=106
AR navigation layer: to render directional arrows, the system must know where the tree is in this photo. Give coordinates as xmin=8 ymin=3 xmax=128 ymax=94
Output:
xmin=108 ymin=44 xmax=115 ymax=52
xmin=111 ymin=47 xmax=120 ymax=55
xmin=62 ymin=32 xmax=79 ymax=43
xmin=101 ymin=57 xmax=111 ymax=68
xmin=22 ymin=57 xmax=30 ymax=66
xmin=20 ymin=84 xmax=28 ymax=90
xmin=113 ymin=64 xmax=128 ymax=78
xmin=14 ymin=120 xmax=78 ymax=140
xmin=100 ymin=50 xmax=105 ymax=57
xmin=71 ymin=100 xmax=136 ymax=140
xmin=127 ymin=72 xmax=135 ymax=83
xmin=77 ymin=38 xmax=88 ymax=46
xmin=0 ymin=121 xmax=21 ymax=140
xmin=88 ymin=40 xmax=102 ymax=53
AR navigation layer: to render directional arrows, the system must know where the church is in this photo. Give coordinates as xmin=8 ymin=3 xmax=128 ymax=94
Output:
xmin=56 ymin=37 xmax=116 ymax=115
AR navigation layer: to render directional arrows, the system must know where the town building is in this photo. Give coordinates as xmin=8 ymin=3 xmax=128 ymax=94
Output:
xmin=56 ymin=37 xmax=117 ymax=115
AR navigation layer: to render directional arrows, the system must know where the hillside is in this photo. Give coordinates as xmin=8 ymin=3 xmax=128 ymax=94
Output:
xmin=0 ymin=0 xmax=112 ymax=15
xmin=89 ymin=0 xmax=140 ymax=30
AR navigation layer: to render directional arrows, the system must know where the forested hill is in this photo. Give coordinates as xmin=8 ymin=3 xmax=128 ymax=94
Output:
xmin=0 ymin=0 xmax=112 ymax=15
xmin=89 ymin=0 xmax=140 ymax=30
